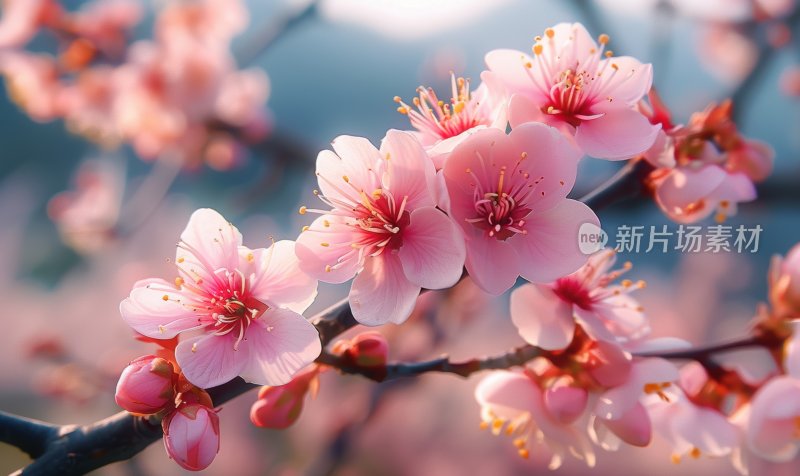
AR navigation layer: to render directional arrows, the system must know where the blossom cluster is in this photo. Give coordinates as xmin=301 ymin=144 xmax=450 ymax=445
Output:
xmin=0 ymin=0 xmax=269 ymax=169
xmin=106 ymin=19 xmax=797 ymax=474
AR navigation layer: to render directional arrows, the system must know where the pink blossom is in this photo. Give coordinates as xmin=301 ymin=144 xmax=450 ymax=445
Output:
xmin=696 ymin=24 xmax=758 ymax=85
xmin=163 ymin=403 xmax=220 ymax=471
xmin=155 ymin=0 xmax=247 ymax=51
xmin=510 ymin=249 xmax=649 ymax=350
xmin=47 ymin=158 xmax=124 ymax=254
xmin=0 ymin=0 xmax=58 ymax=49
xmin=67 ymin=0 xmax=142 ymax=58
xmin=296 ymin=130 xmax=465 ymax=326
xmin=120 ymin=208 xmax=321 ymax=389
xmin=485 ymin=23 xmax=659 ymax=159
xmin=475 ymin=369 xmax=596 ymax=469
xmin=115 ymin=355 xmax=176 ymax=415
xmin=0 ymin=52 xmax=62 ymax=121
xmin=442 ymin=123 xmax=598 ymax=295
xmin=394 ymin=72 xmax=507 ymax=169
xmin=250 ymin=365 xmax=320 ymax=429
xmin=747 ymin=376 xmax=800 ymax=462
xmin=646 ymin=362 xmax=741 ymax=463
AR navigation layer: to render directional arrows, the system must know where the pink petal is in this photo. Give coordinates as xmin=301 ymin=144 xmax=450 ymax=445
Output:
xmin=349 ymin=253 xmax=420 ymax=326
xmin=380 ymin=129 xmax=437 ymax=210
xmin=463 ymin=230 xmax=520 ymax=295
xmin=513 ymin=199 xmax=598 ymax=283
xmin=507 ymin=93 xmax=564 ymax=130
xmin=510 ymin=284 xmax=575 ymax=350
xmin=175 ymin=333 xmax=247 ymax=389
xmin=574 ymin=108 xmax=661 ymax=160
xmin=507 ymin=122 xmax=582 ymax=210
xmin=328 ymin=135 xmax=382 ymax=191
xmin=475 ymin=370 xmax=537 ymax=419
xmin=120 ymin=278 xmax=202 ymax=338
xmin=315 ymin=150 xmax=364 ymax=207
xmin=596 ymin=357 xmax=678 ymax=420
xmin=398 ymin=207 xmax=465 ymax=290
xmin=484 ymin=49 xmax=539 ymax=97
xmin=545 ymin=384 xmax=589 ymax=424
xmin=245 ymin=241 xmax=318 ymax=314
xmin=295 ymin=214 xmax=361 ymax=284
xmin=238 ymin=309 xmax=322 ymax=386
xmin=654 ymin=166 xmax=726 ymax=222
xmin=177 ymin=208 xmax=242 ymax=274
xmin=594 ymin=57 xmax=653 ymax=107
xmin=601 ymin=402 xmax=652 ymax=447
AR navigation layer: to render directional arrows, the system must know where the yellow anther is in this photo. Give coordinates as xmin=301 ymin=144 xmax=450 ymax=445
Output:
xmin=513 ymin=438 xmax=526 ymax=449
xmin=545 ymin=28 xmax=555 ymax=38
xmin=301 ymin=225 xmax=310 ymax=232
xmin=690 ymin=447 xmax=701 ymax=459
xmin=606 ymin=51 xmax=614 ymax=58
xmin=324 ymin=265 xmax=332 ymax=273
xmin=598 ymin=33 xmax=610 ymax=45
xmin=162 ymin=294 xmax=169 ymax=301
xmin=479 ymin=421 xmax=489 ymax=430
xmin=174 ymin=277 xmax=184 ymax=287
xmin=518 ymin=448 xmax=530 ymax=459
xmin=177 ymin=257 xmax=185 ymax=263
xmin=246 ymin=252 xmax=254 ymax=263
xmin=320 ymin=242 xmax=330 ymax=247
xmin=393 ymin=96 xmax=401 ymax=102
xmin=299 ymin=206 xmax=307 ymax=215
xmin=671 ymin=454 xmax=681 ymax=464
xmin=342 ymin=175 xmax=350 ymax=183
xmin=611 ymin=63 xmax=619 ymax=70
xmin=533 ymin=44 xmax=543 ymax=56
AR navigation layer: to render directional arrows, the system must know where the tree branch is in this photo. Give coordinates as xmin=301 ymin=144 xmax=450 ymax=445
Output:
xmin=0 ymin=412 xmax=59 ymax=459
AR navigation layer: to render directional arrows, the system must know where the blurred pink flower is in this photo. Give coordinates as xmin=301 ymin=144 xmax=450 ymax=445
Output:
xmin=296 ymin=130 xmax=465 ymax=326
xmin=155 ymin=0 xmax=247 ymax=50
xmin=647 ymin=362 xmax=742 ymax=464
xmin=0 ymin=0 xmax=59 ymax=48
xmin=697 ymin=24 xmax=759 ymax=85
xmin=510 ymin=249 xmax=648 ymax=350
xmin=442 ymin=123 xmax=597 ymax=295
xmin=394 ymin=72 xmax=507 ymax=169
xmin=47 ymin=158 xmax=124 ymax=253
xmin=780 ymin=66 xmax=800 ymax=97
xmin=0 ymin=51 xmax=62 ymax=121
xmin=65 ymin=0 xmax=142 ymax=58
xmin=475 ymin=369 xmax=596 ymax=469
xmin=163 ymin=402 xmax=220 ymax=471
xmin=485 ymin=23 xmax=659 ymax=159
xmin=115 ymin=355 xmax=177 ymax=415
xmin=768 ymin=244 xmax=800 ymax=317
xmin=121 ymin=208 xmax=321 ymax=388
xmin=747 ymin=376 xmax=800 ymax=462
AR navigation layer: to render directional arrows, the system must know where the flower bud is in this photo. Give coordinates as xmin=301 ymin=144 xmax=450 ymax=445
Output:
xmin=163 ymin=403 xmax=220 ymax=471
xmin=250 ymin=366 xmax=319 ymax=429
xmin=342 ymin=332 xmax=389 ymax=367
xmin=115 ymin=355 xmax=176 ymax=415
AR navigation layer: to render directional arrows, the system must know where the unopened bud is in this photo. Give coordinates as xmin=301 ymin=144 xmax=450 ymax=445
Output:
xmin=115 ymin=355 xmax=176 ymax=415
xmin=342 ymin=332 xmax=389 ymax=368
xmin=162 ymin=403 xmax=220 ymax=471
xmin=250 ymin=366 xmax=319 ymax=429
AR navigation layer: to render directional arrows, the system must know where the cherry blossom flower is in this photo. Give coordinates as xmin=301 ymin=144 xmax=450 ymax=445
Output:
xmin=0 ymin=52 xmax=62 ymax=121
xmin=768 ymin=244 xmax=800 ymax=317
xmin=485 ymin=23 xmax=660 ymax=159
xmin=296 ymin=130 xmax=465 ymax=326
xmin=747 ymin=376 xmax=800 ymax=462
xmin=120 ymin=208 xmax=321 ymax=389
xmin=442 ymin=123 xmax=598 ymax=295
xmin=510 ymin=249 xmax=649 ymax=350
xmin=47 ymin=158 xmax=124 ymax=254
xmin=0 ymin=0 xmax=59 ymax=49
xmin=163 ymin=402 xmax=220 ymax=471
xmin=646 ymin=362 xmax=743 ymax=464
xmin=394 ymin=72 xmax=507 ymax=169
xmin=475 ymin=369 xmax=596 ymax=469
xmin=644 ymin=95 xmax=773 ymax=223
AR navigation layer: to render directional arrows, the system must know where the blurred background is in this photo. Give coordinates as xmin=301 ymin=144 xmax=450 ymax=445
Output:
xmin=0 ymin=0 xmax=799 ymax=474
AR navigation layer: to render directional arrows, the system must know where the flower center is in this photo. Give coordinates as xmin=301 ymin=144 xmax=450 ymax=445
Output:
xmin=351 ymin=189 xmax=411 ymax=254
xmin=464 ymin=159 xmax=540 ymax=241
xmin=395 ymin=74 xmax=487 ymax=141
xmin=553 ymin=277 xmax=593 ymax=310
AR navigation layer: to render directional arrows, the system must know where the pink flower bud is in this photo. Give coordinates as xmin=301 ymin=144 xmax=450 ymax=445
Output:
xmin=250 ymin=366 xmax=319 ymax=429
xmin=162 ymin=403 xmax=220 ymax=471
xmin=115 ymin=355 xmax=176 ymax=415
xmin=343 ymin=332 xmax=389 ymax=367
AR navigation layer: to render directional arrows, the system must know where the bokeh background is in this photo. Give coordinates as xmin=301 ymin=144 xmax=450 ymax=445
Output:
xmin=1 ymin=0 xmax=799 ymax=474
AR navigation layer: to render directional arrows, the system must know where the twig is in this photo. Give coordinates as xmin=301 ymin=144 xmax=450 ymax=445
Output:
xmin=235 ymin=0 xmax=320 ymax=66
xmin=0 ymin=412 xmax=59 ymax=459
xmin=579 ymin=159 xmax=654 ymax=210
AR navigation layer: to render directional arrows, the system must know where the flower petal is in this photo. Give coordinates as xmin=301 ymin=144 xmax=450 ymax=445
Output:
xmin=398 ymin=207 xmax=465 ymax=290
xmin=463 ymin=230 xmax=520 ymax=295
xmin=175 ymin=333 xmax=247 ymax=389
xmin=177 ymin=208 xmax=242 ymax=275
xmin=380 ymin=129 xmax=436 ymax=210
xmin=295 ymin=214 xmax=361 ymax=284
xmin=574 ymin=109 xmax=661 ymax=160
xmin=120 ymin=278 xmax=203 ymax=339
xmin=511 ymin=284 xmax=575 ymax=350
xmin=350 ymin=253 xmax=420 ymax=326
xmin=238 ymin=309 xmax=322 ymax=386
xmin=513 ymin=199 xmax=599 ymax=283
xmin=245 ymin=241 xmax=318 ymax=314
